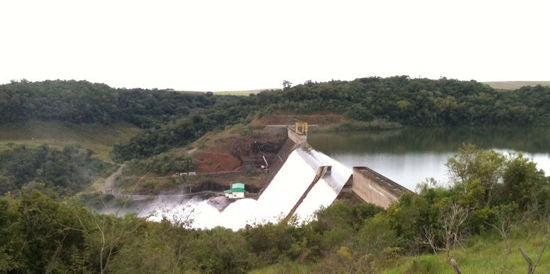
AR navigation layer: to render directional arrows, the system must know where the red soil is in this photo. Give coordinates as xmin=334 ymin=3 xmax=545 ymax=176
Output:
xmin=195 ymin=152 xmax=241 ymax=173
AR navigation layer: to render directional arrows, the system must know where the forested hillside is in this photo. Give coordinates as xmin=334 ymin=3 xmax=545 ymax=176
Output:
xmin=4 ymin=77 xmax=549 ymax=131
xmin=0 ymin=80 xmax=216 ymax=127
xmin=113 ymin=76 xmax=550 ymax=160
xmin=257 ymin=77 xmax=550 ymax=126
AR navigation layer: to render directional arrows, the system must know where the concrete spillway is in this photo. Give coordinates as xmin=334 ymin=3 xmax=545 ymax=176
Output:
xmin=144 ymin=126 xmax=409 ymax=230
xmin=146 ymin=147 xmax=352 ymax=230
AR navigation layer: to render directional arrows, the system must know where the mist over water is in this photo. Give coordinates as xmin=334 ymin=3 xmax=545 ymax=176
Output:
xmin=309 ymin=127 xmax=550 ymax=191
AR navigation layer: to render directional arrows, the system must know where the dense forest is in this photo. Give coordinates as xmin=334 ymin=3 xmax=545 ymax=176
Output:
xmin=257 ymin=77 xmax=550 ymax=126
xmin=1 ymin=146 xmax=548 ymax=272
xmin=0 ymin=80 xmax=216 ymax=127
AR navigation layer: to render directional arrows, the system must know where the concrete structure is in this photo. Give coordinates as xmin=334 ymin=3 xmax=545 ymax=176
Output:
xmin=349 ymin=167 xmax=410 ymax=208
xmin=287 ymin=126 xmax=307 ymax=146
xmin=224 ymin=183 xmax=245 ymax=199
xmin=280 ymin=122 xmax=410 ymax=210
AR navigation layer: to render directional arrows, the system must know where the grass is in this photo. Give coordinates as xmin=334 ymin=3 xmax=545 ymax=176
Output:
xmin=250 ymin=226 xmax=549 ymax=273
xmin=384 ymin=231 xmax=549 ymax=273
xmin=0 ymin=120 xmax=141 ymax=161
xmin=484 ymin=81 xmax=550 ymax=90
xmin=213 ymin=89 xmax=279 ymax=96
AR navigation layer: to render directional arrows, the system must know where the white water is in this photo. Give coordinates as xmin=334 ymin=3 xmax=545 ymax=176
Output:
xmin=141 ymin=148 xmax=352 ymax=231
xmin=293 ymin=149 xmax=352 ymax=223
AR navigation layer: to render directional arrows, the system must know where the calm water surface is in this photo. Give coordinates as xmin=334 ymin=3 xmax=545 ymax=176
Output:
xmin=309 ymin=127 xmax=550 ymax=191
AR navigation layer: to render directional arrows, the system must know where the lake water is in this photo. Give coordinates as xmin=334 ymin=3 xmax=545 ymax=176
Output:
xmin=309 ymin=127 xmax=550 ymax=191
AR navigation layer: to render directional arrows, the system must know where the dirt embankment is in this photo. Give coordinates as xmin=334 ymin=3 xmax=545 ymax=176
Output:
xmin=187 ymin=113 xmax=346 ymax=189
xmin=103 ymin=163 xmax=126 ymax=194
xmin=190 ymin=125 xmax=287 ymax=174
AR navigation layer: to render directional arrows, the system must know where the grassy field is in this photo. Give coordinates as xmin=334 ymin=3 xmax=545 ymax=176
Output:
xmin=384 ymin=232 xmax=549 ymax=273
xmin=0 ymin=121 xmax=141 ymax=161
xmin=484 ymin=81 xmax=550 ymax=90
xmin=213 ymin=89 xmax=279 ymax=96
xmin=251 ymin=228 xmax=549 ymax=273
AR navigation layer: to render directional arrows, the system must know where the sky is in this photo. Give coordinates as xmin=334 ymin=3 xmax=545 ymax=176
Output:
xmin=1 ymin=0 xmax=549 ymax=91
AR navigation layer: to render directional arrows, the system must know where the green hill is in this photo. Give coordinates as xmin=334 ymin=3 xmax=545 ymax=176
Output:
xmin=0 ymin=121 xmax=141 ymax=162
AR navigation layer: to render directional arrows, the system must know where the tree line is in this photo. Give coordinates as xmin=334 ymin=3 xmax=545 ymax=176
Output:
xmin=256 ymin=76 xmax=550 ymax=126
xmin=3 ymin=78 xmax=549 ymax=130
xmin=0 ymin=80 xmax=216 ymax=128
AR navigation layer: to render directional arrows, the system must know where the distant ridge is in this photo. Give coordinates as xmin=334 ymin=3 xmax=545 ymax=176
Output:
xmin=484 ymin=81 xmax=550 ymax=90
xmin=213 ymin=89 xmax=280 ymax=96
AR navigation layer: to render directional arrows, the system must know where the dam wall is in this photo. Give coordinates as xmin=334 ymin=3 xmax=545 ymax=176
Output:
xmin=257 ymin=138 xmax=298 ymax=197
xmin=283 ymin=124 xmax=409 ymax=210
xmin=287 ymin=127 xmax=307 ymax=145
xmin=351 ymin=167 xmax=411 ymax=209
xmin=288 ymin=148 xmax=354 ymax=223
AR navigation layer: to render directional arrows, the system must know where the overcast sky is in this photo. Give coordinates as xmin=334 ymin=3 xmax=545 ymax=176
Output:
xmin=1 ymin=0 xmax=549 ymax=91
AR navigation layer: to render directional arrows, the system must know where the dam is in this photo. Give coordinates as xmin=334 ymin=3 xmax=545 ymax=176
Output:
xmin=146 ymin=124 xmax=411 ymax=230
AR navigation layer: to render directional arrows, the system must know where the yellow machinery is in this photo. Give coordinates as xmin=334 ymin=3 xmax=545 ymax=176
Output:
xmin=295 ymin=122 xmax=308 ymax=135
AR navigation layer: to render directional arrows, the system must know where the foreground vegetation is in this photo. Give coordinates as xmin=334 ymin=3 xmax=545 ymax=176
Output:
xmin=384 ymin=231 xmax=550 ymax=273
xmin=255 ymin=230 xmax=550 ymax=273
xmin=1 ymin=146 xmax=548 ymax=273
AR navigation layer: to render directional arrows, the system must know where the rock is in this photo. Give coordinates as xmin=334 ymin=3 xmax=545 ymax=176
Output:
xmin=207 ymin=196 xmax=233 ymax=211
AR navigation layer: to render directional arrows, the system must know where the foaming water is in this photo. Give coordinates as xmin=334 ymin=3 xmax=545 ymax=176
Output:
xmin=133 ymin=148 xmax=352 ymax=231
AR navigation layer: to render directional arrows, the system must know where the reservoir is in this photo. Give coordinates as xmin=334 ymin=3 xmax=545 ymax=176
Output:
xmin=309 ymin=127 xmax=550 ymax=191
